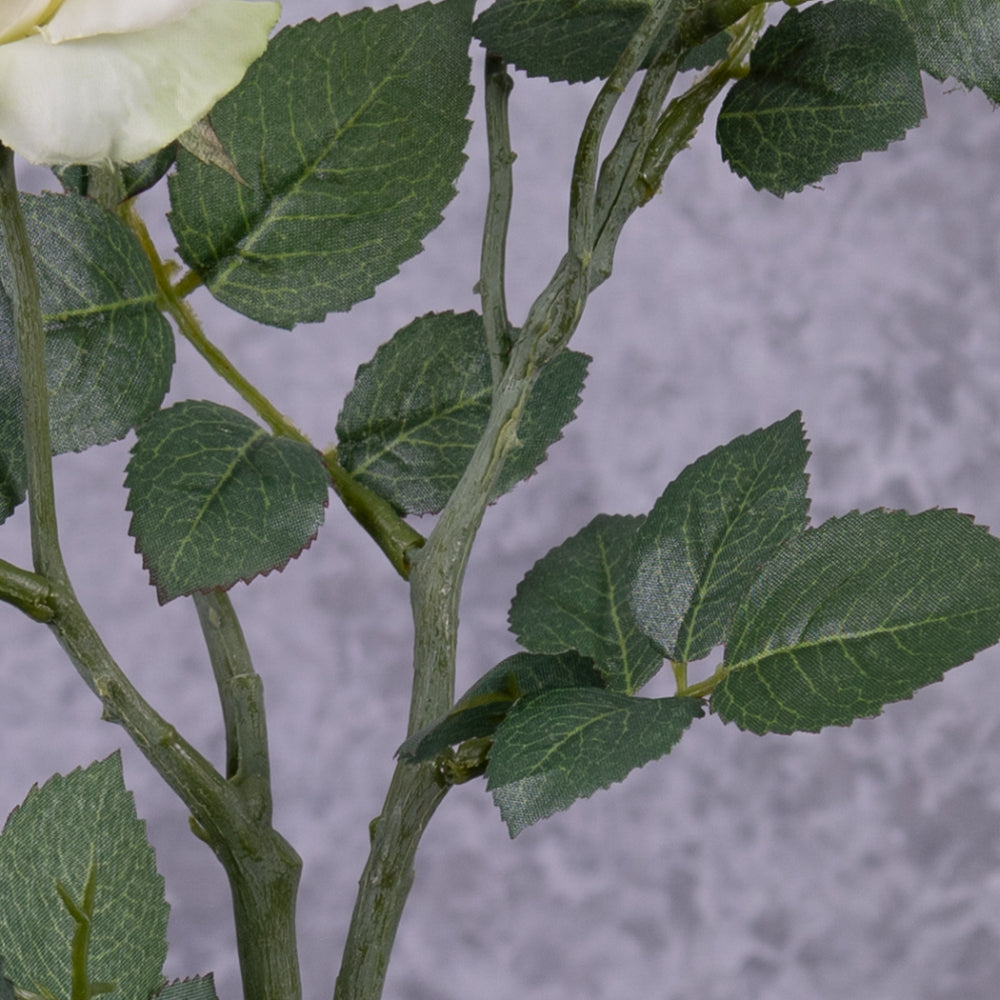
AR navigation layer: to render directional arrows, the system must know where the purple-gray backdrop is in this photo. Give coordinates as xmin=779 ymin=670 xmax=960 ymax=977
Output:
xmin=4 ymin=2 xmax=1000 ymax=998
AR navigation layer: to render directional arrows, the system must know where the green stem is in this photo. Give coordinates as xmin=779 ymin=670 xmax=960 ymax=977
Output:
xmin=569 ymin=0 xmax=682 ymax=260
xmin=50 ymin=587 xmax=301 ymax=1000
xmin=322 ymin=451 xmax=425 ymax=579
xmin=121 ymin=200 xmax=309 ymax=444
xmin=481 ymin=53 xmax=516 ymax=385
xmin=0 ymin=556 xmax=57 ymax=622
xmin=194 ymin=589 xmax=302 ymax=1000
xmin=0 ymin=145 xmax=68 ymax=586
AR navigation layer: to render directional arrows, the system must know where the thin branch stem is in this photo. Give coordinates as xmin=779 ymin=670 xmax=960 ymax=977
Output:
xmin=194 ymin=589 xmax=273 ymax=822
xmin=123 ymin=200 xmax=422 ymax=576
xmin=0 ymin=145 xmax=69 ymax=585
xmin=120 ymin=200 xmax=309 ymax=444
xmin=568 ymin=0 xmax=682 ymax=261
xmin=481 ymin=53 xmax=516 ymax=384
xmin=0 ymin=556 xmax=57 ymax=622
xmin=322 ymin=451 xmax=425 ymax=579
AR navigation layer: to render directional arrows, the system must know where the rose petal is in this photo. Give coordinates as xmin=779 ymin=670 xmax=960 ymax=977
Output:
xmin=0 ymin=0 xmax=64 ymax=45
xmin=42 ymin=0 xmax=204 ymax=43
xmin=0 ymin=0 xmax=280 ymax=164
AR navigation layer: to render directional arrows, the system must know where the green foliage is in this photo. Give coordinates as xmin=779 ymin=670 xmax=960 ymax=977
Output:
xmin=717 ymin=0 xmax=926 ymax=195
xmin=713 ymin=508 xmax=1000 ymax=734
xmin=487 ymin=689 xmax=703 ymax=836
xmin=870 ymin=0 xmax=1000 ymax=102
xmin=125 ymin=400 xmax=329 ymax=603
xmin=509 ymin=513 xmax=662 ymax=693
xmin=630 ymin=412 xmax=810 ymax=663
xmin=474 ymin=0 xmax=675 ymax=83
xmin=398 ymin=650 xmax=605 ymax=762
xmin=168 ymin=0 xmax=475 ymax=328
xmin=0 ymin=193 xmax=173 ymax=523
xmin=336 ymin=311 xmax=589 ymax=514
xmin=0 ymin=754 xmax=168 ymax=1000
xmin=152 ymin=976 xmax=220 ymax=1000
xmin=0 ymin=960 xmax=15 ymax=1000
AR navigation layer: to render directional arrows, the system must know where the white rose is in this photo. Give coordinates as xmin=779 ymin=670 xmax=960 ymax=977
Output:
xmin=0 ymin=0 xmax=281 ymax=165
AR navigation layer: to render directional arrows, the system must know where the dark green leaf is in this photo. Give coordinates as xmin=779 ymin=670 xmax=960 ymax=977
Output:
xmin=487 ymin=689 xmax=703 ymax=836
xmin=679 ymin=30 xmax=729 ymax=72
xmin=509 ymin=513 xmax=663 ymax=693
xmin=0 ymin=193 xmax=173 ymax=523
xmin=631 ymin=412 xmax=810 ymax=664
xmin=0 ymin=753 xmax=168 ymax=1000
xmin=336 ymin=312 xmax=589 ymax=514
xmin=475 ymin=0 xmax=679 ymax=83
xmin=0 ymin=958 xmax=15 ymax=1000
xmin=870 ymin=0 xmax=1000 ymax=102
xmin=125 ymin=401 xmax=329 ymax=603
xmin=153 ymin=976 xmax=220 ymax=1000
xmin=716 ymin=0 xmax=925 ymax=195
xmin=398 ymin=650 xmax=604 ymax=761
xmin=713 ymin=508 xmax=1000 ymax=734
xmin=168 ymin=0 xmax=475 ymax=328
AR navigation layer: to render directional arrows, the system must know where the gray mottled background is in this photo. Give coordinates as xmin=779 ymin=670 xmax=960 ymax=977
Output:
xmin=4 ymin=2 xmax=1000 ymax=998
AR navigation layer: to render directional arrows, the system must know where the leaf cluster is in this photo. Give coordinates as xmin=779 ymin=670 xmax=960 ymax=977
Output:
xmin=403 ymin=414 xmax=1000 ymax=835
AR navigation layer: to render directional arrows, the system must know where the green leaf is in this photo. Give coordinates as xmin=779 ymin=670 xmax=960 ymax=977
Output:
xmin=716 ymin=0 xmax=926 ymax=195
xmin=509 ymin=513 xmax=663 ymax=693
xmin=168 ymin=0 xmax=475 ymax=328
xmin=0 ymin=193 xmax=174 ymax=524
xmin=125 ymin=400 xmax=329 ymax=604
xmin=679 ymin=30 xmax=729 ymax=72
xmin=869 ymin=0 xmax=1000 ymax=102
xmin=336 ymin=311 xmax=589 ymax=514
xmin=0 ymin=958 xmax=16 ymax=1000
xmin=398 ymin=650 xmax=605 ymax=761
xmin=0 ymin=753 xmax=168 ymax=1000
xmin=474 ymin=0 xmax=679 ymax=83
xmin=713 ymin=508 xmax=1000 ymax=735
xmin=630 ymin=412 xmax=810 ymax=664
xmin=153 ymin=976 xmax=220 ymax=1000
xmin=487 ymin=689 xmax=703 ymax=836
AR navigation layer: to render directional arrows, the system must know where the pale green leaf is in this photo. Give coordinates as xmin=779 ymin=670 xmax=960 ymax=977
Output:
xmin=509 ymin=513 xmax=663 ymax=693
xmin=0 ymin=753 xmax=168 ymax=1000
xmin=398 ymin=650 xmax=605 ymax=762
xmin=717 ymin=0 xmax=925 ymax=195
xmin=126 ymin=400 xmax=329 ymax=603
xmin=336 ymin=312 xmax=589 ymax=514
xmin=713 ymin=509 xmax=1000 ymax=734
xmin=168 ymin=0 xmax=475 ymax=328
xmin=0 ymin=193 xmax=173 ymax=523
xmin=631 ymin=412 xmax=810 ymax=663
xmin=487 ymin=688 xmax=703 ymax=836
